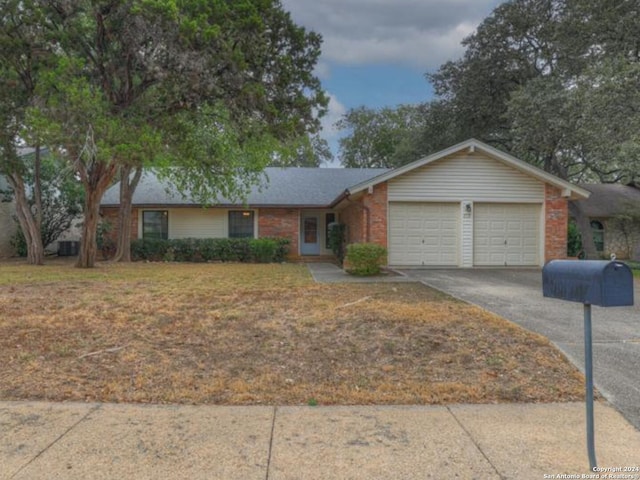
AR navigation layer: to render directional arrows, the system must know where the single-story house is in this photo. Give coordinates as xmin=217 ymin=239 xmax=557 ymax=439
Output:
xmin=573 ymin=183 xmax=640 ymax=259
xmin=99 ymin=139 xmax=591 ymax=267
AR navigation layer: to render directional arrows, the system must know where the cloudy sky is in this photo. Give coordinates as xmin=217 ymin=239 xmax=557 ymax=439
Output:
xmin=280 ymin=0 xmax=502 ymax=162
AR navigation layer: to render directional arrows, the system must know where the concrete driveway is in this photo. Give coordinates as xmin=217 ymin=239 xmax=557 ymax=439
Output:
xmin=400 ymin=268 xmax=640 ymax=431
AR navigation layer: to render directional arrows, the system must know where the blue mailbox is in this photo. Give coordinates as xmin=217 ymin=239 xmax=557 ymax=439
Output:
xmin=541 ymin=259 xmax=634 ymax=470
xmin=542 ymin=260 xmax=633 ymax=306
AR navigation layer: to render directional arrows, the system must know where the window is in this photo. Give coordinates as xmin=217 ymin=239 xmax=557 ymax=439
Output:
xmin=143 ymin=211 xmax=168 ymax=240
xmin=591 ymin=220 xmax=604 ymax=252
xmin=229 ymin=210 xmax=254 ymax=238
xmin=325 ymin=213 xmax=336 ymax=247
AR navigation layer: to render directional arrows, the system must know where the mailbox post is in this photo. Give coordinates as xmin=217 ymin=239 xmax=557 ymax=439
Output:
xmin=542 ymin=260 xmax=634 ymax=470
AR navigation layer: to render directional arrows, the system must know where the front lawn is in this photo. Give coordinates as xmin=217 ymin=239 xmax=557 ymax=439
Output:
xmin=0 ymin=260 xmax=584 ymax=405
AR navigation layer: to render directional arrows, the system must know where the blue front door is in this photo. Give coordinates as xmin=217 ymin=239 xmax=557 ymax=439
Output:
xmin=300 ymin=214 xmax=321 ymax=255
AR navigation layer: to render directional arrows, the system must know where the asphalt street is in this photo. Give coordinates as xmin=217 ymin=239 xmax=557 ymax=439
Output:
xmin=400 ymin=268 xmax=640 ymax=431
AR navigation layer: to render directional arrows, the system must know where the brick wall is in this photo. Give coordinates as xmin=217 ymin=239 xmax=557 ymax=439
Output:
xmin=99 ymin=207 xmax=139 ymax=243
xmin=339 ymin=183 xmax=388 ymax=248
xmin=258 ymin=208 xmax=299 ymax=258
xmin=340 ymin=200 xmax=364 ymax=244
xmin=362 ymin=182 xmax=388 ymax=247
xmin=544 ymin=184 xmax=568 ymax=262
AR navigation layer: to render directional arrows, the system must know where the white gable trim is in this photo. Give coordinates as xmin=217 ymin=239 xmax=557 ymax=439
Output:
xmin=346 ymin=139 xmax=590 ymax=201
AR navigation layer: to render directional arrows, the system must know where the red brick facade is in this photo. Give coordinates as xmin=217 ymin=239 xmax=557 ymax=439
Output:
xmin=99 ymin=207 xmax=139 ymax=243
xmin=363 ymin=182 xmax=388 ymax=247
xmin=257 ymin=208 xmax=299 ymax=259
xmin=97 ymin=180 xmax=568 ymax=266
xmin=340 ymin=183 xmax=388 ymax=248
xmin=544 ymin=184 xmax=569 ymax=262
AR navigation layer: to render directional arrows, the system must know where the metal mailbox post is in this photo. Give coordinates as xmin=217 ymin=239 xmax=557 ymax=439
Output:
xmin=542 ymin=260 xmax=634 ymax=470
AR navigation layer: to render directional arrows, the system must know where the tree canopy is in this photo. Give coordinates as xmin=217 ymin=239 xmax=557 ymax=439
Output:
xmin=336 ymin=0 xmax=640 ymax=186
xmin=2 ymin=0 xmax=327 ymax=266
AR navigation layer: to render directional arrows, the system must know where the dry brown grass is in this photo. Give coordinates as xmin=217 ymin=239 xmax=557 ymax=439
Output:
xmin=0 ymin=260 xmax=585 ymax=405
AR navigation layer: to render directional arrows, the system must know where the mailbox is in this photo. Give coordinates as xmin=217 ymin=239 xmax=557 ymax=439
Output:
xmin=542 ymin=260 xmax=633 ymax=307
xmin=542 ymin=259 xmax=635 ymax=469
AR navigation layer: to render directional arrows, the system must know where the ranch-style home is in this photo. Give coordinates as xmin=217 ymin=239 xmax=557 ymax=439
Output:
xmin=99 ymin=139 xmax=590 ymax=267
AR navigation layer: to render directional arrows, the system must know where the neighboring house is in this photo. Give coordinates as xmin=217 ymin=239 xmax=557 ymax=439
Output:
xmin=99 ymin=139 xmax=590 ymax=267
xmin=573 ymin=183 xmax=640 ymax=259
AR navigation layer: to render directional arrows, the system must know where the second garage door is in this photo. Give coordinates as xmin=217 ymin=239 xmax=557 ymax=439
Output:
xmin=473 ymin=203 xmax=540 ymax=266
xmin=389 ymin=202 xmax=459 ymax=266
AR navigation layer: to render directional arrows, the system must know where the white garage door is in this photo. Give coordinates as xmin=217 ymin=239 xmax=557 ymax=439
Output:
xmin=473 ymin=203 xmax=540 ymax=266
xmin=389 ymin=202 xmax=459 ymax=266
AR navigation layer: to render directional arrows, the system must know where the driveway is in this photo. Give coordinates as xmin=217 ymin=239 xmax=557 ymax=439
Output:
xmin=400 ymin=268 xmax=640 ymax=431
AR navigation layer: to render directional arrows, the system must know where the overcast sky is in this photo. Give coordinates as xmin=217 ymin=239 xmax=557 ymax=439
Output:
xmin=280 ymin=0 xmax=502 ymax=162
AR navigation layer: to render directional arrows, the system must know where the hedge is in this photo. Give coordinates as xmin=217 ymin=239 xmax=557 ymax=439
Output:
xmin=344 ymin=243 xmax=387 ymax=276
xmin=130 ymin=237 xmax=290 ymax=263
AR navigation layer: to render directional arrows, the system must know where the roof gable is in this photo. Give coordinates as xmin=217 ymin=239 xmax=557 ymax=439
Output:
xmin=347 ymin=139 xmax=590 ymax=200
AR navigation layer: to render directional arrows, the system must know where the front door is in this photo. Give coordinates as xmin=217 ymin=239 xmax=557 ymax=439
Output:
xmin=300 ymin=214 xmax=321 ymax=255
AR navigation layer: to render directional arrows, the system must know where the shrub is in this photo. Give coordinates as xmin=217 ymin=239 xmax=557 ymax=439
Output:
xmin=10 ymin=230 xmax=27 ymax=257
xmin=270 ymin=237 xmax=290 ymax=263
xmin=129 ymin=237 xmax=290 ymax=263
xmin=250 ymin=238 xmax=277 ymax=263
xmin=131 ymin=238 xmax=170 ymax=261
xmin=172 ymin=238 xmax=197 ymax=262
xmin=567 ymin=220 xmax=582 ymax=257
xmin=328 ymin=223 xmax=346 ymax=265
xmin=345 ymin=243 xmax=387 ymax=276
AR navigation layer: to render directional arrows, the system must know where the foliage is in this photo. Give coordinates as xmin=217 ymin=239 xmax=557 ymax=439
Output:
xmin=130 ymin=237 xmax=290 ymax=263
xmin=609 ymin=202 xmax=640 ymax=259
xmin=6 ymin=150 xmax=83 ymax=256
xmin=97 ymin=220 xmax=115 ymax=260
xmin=327 ymin=223 xmax=346 ymax=265
xmin=336 ymin=105 xmax=426 ymax=168
xmin=250 ymin=238 xmax=278 ymax=264
xmin=344 ymin=243 xmax=387 ymax=276
xmin=567 ymin=220 xmax=583 ymax=257
xmin=10 ymin=231 xmax=28 ymax=257
xmin=7 ymin=0 xmax=326 ymax=268
xmin=428 ymin=0 xmax=640 ymax=184
xmin=335 ymin=99 xmax=471 ymax=169
xmin=269 ymin=134 xmax=333 ymax=167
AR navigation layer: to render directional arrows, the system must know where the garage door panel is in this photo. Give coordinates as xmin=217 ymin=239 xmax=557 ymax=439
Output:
xmin=389 ymin=202 xmax=459 ymax=266
xmin=474 ymin=203 xmax=540 ymax=266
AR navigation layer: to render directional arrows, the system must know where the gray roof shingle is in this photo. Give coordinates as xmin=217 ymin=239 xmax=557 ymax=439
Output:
xmin=576 ymin=183 xmax=640 ymax=217
xmin=101 ymin=167 xmax=390 ymax=207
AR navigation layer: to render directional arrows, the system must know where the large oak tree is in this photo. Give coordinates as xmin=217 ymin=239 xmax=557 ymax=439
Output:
xmin=21 ymin=0 xmax=326 ymax=267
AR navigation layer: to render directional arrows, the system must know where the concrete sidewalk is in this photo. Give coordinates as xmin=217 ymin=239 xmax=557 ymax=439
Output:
xmin=3 ymin=401 xmax=640 ymax=479
xmin=307 ymin=262 xmax=414 ymax=283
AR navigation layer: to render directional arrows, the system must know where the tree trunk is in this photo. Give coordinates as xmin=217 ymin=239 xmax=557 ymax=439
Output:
xmin=569 ymin=201 xmax=598 ymax=259
xmin=75 ymin=158 xmax=118 ymax=268
xmin=9 ymin=173 xmax=44 ymax=265
xmin=112 ymin=165 xmax=143 ymax=262
xmin=77 ymin=189 xmax=102 ymax=268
